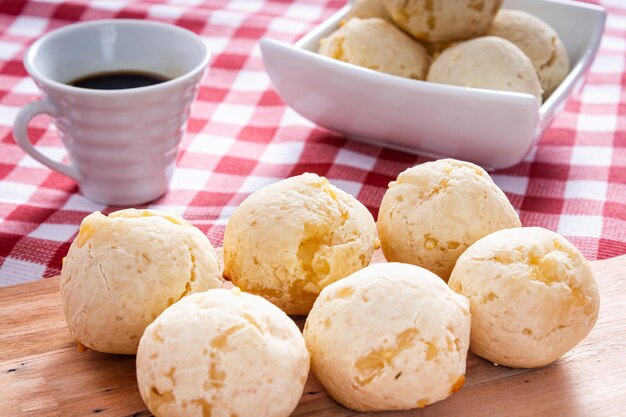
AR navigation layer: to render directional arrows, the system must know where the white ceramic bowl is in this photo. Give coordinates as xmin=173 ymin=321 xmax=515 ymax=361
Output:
xmin=260 ymin=0 xmax=606 ymax=169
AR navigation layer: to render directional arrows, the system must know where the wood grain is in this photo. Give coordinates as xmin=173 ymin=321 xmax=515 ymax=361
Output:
xmin=1 ymin=251 xmax=625 ymax=417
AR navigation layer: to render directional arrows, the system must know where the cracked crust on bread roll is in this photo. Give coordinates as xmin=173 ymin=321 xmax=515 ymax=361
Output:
xmin=448 ymin=227 xmax=600 ymax=368
xmin=60 ymin=209 xmax=223 ymax=354
xmin=304 ymin=262 xmax=470 ymax=411
xmin=223 ymin=173 xmax=378 ymax=315
xmin=137 ymin=288 xmax=309 ymax=417
xmin=377 ymin=159 xmax=521 ymax=281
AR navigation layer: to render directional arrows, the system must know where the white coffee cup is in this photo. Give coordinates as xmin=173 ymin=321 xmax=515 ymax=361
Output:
xmin=13 ymin=19 xmax=210 ymax=205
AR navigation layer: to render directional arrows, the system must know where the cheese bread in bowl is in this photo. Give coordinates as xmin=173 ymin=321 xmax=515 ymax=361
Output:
xmin=488 ymin=9 xmax=570 ymax=98
xmin=427 ymin=36 xmax=543 ymax=104
xmin=382 ymin=0 xmax=503 ymax=42
xmin=319 ymin=17 xmax=430 ymax=80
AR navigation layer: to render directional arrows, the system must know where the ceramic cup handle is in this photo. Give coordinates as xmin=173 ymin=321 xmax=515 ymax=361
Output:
xmin=13 ymin=98 xmax=81 ymax=181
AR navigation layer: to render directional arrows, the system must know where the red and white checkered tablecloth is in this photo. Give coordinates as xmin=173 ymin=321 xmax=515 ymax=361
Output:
xmin=0 ymin=0 xmax=624 ymax=286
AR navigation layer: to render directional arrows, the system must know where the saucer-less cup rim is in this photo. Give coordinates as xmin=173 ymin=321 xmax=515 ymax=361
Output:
xmin=24 ymin=19 xmax=210 ymax=96
xmin=13 ymin=19 xmax=210 ymax=205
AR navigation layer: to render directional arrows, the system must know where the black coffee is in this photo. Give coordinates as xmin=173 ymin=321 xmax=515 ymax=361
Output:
xmin=68 ymin=70 xmax=170 ymax=90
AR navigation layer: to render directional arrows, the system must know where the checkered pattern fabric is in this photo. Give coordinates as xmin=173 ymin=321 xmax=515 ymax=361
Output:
xmin=0 ymin=0 xmax=625 ymax=286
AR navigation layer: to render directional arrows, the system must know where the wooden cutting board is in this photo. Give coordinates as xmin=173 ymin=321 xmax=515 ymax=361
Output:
xmin=1 ymin=250 xmax=625 ymax=417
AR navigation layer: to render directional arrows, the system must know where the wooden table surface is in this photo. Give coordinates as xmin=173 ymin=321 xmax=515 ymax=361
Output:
xmin=1 ymin=250 xmax=625 ymax=417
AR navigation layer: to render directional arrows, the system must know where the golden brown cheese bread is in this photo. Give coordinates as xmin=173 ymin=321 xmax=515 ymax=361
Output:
xmin=60 ymin=209 xmax=223 ymax=354
xmin=304 ymin=262 xmax=471 ymax=411
xmin=319 ymin=17 xmax=430 ymax=80
xmin=448 ymin=227 xmax=600 ymax=368
xmin=377 ymin=159 xmax=521 ymax=281
xmin=223 ymin=173 xmax=378 ymax=315
xmin=427 ymin=36 xmax=543 ymax=104
xmin=382 ymin=0 xmax=503 ymax=42
xmin=488 ymin=9 xmax=570 ymax=98
xmin=137 ymin=288 xmax=309 ymax=417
